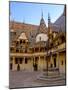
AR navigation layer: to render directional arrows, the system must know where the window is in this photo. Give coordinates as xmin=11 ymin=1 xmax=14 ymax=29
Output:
xmin=45 ymin=47 xmax=47 ymax=51
xmin=61 ymin=60 xmax=63 ymax=65
xmin=20 ymin=40 xmax=22 ymax=44
xmin=20 ymin=49 xmax=23 ymax=53
xmin=15 ymin=58 xmax=18 ymax=64
xmin=40 ymin=47 xmax=44 ymax=52
xmin=35 ymin=57 xmax=38 ymax=64
xmin=23 ymin=40 xmax=25 ymax=43
xmin=25 ymin=49 xmax=27 ymax=53
xmin=14 ymin=32 xmax=16 ymax=35
xmin=16 ymin=49 xmax=19 ymax=52
xmin=50 ymin=63 xmax=53 ymax=68
xmin=39 ymin=37 xmax=41 ymax=41
xmin=10 ymin=47 xmax=14 ymax=52
xmin=20 ymin=58 xmax=22 ymax=64
xmin=52 ymin=35 xmax=53 ymax=39
xmin=51 ymin=43 xmax=53 ymax=47
xmin=25 ymin=58 xmax=28 ymax=64
xmin=40 ymin=56 xmax=44 ymax=60
xmin=35 ymin=48 xmax=39 ymax=52
xmin=16 ymin=41 xmax=19 ymax=46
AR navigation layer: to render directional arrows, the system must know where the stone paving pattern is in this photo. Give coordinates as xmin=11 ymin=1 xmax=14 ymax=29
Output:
xmin=9 ymin=71 xmax=66 ymax=89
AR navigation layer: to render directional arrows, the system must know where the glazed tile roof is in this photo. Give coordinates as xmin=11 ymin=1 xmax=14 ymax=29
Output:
xmin=10 ymin=21 xmax=38 ymax=31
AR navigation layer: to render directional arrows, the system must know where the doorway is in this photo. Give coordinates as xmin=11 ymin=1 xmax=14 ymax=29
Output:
xmin=10 ymin=63 xmax=13 ymax=70
xmin=17 ymin=64 xmax=20 ymax=71
xmin=33 ymin=58 xmax=38 ymax=71
xmin=54 ymin=58 xmax=56 ymax=67
xmin=33 ymin=63 xmax=38 ymax=71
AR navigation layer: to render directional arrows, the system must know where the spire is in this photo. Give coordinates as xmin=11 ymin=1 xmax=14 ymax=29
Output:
xmin=41 ymin=10 xmax=43 ymax=19
xmin=22 ymin=17 xmax=25 ymax=31
xmin=48 ymin=13 xmax=51 ymax=25
xmin=38 ymin=10 xmax=46 ymax=33
xmin=48 ymin=13 xmax=51 ymax=32
xmin=40 ymin=10 xmax=46 ymax=26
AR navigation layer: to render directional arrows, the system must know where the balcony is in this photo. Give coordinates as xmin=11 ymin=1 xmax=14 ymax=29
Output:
xmin=10 ymin=43 xmax=66 ymax=57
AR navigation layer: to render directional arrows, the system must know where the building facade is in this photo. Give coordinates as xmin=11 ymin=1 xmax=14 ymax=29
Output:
xmin=10 ymin=6 xmax=66 ymax=74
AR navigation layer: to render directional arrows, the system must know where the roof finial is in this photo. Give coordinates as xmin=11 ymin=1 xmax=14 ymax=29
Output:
xmin=23 ymin=16 xmax=25 ymax=24
xmin=11 ymin=13 xmax=14 ymax=29
xmin=48 ymin=13 xmax=51 ymax=24
xmin=48 ymin=13 xmax=51 ymax=28
xmin=41 ymin=9 xmax=43 ymax=18
xmin=48 ymin=13 xmax=51 ymax=32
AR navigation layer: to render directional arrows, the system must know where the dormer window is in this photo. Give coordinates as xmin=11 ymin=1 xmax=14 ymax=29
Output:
xmin=36 ymin=33 xmax=48 ymax=42
xmin=23 ymin=40 xmax=25 ymax=43
xmin=39 ymin=37 xmax=41 ymax=41
xmin=16 ymin=49 xmax=19 ymax=53
xmin=20 ymin=40 xmax=22 ymax=44
xmin=16 ymin=41 xmax=19 ymax=46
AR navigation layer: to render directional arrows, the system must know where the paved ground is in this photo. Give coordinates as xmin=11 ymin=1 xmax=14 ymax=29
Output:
xmin=9 ymin=71 xmax=66 ymax=89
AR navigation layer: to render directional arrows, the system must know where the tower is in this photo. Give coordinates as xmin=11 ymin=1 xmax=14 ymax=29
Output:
xmin=40 ymin=11 xmax=46 ymax=26
xmin=38 ymin=11 xmax=47 ymax=34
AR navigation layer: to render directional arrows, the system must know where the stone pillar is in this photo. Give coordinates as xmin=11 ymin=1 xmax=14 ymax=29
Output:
xmin=13 ymin=56 xmax=15 ymax=71
xmin=38 ymin=56 xmax=40 ymax=70
xmin=34 ymin=57 xmax=35 ymax=64
xmin=31 ymin=56 xmax=33 ymax=71
xmin=44 ymin=56 xmax=47 ymax=70
xmin=57 ymin=52 xmax=60 ymax=74
xmin=24 ymin=57 xmax=25 ymax=63
xmin=33 ymin=56 xmax=35 ymax=71
xmin=23 ymin=57 xmax=25 ymax=70
xmin=50 ymin=54 xmax=54 ymax=68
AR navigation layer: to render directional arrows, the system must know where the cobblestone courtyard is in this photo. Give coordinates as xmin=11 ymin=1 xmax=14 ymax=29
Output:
xmin=9 ymin=71 xmax=66 ymax=89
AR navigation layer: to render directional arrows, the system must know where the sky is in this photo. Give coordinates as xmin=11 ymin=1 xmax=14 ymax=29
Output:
xmin=10 ymin=2 xmax=64 ymax=26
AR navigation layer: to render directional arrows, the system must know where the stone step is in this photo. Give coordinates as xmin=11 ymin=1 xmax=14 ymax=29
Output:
xmin=40 ymin=74 xmax=65 ymax=78
xmin=37 ymin=73 xmax=65 ymax=82
xmin=38 ymin=77 xmax=65 ymax=81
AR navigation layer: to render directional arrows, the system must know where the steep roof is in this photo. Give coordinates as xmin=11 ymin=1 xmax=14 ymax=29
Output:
xmin=52 ymin=6 xmax=66 ymax=32
xmin=10 ymin=21 xmax=38 ymax=31
xmin=54 ymin=15 xmax=65 ymax=31
xmin=10 ymin=20 xmax=48 ymax=44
